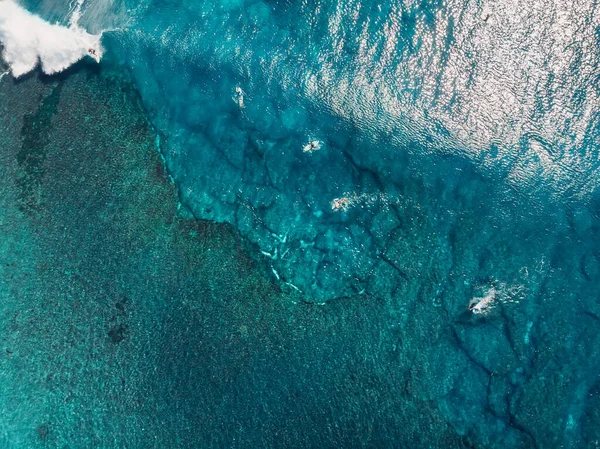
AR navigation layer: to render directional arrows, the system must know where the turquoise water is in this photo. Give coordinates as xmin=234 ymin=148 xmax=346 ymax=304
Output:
xmin=98 ymin=0 xmax=600 ymax=301
xmin=1 ymin=0 xmax=600 ymax=447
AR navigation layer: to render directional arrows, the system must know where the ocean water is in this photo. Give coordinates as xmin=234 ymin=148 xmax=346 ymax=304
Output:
xmin=1 ymin=0 xmax=600 ymax=447
xmin=103 ymin=0 xmax=600 ymax=300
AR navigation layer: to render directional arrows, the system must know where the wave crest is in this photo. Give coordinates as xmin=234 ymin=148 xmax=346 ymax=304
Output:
xmin=0 ymin=0 xmax=102 ymax=77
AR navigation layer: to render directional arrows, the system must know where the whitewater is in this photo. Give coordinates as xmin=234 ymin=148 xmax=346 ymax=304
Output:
xmin=0 ymin=0 xmax=102 ymax=77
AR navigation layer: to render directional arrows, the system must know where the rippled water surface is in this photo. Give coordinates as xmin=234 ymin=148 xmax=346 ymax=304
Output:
xmin=1 ymin=0 xmax=600 ymax=447
xmin=87 ymin=0 xmax=600 ymax=299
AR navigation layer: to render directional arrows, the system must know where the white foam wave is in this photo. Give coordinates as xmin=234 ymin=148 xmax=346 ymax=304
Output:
xmin=0 ymin=0 xmax=103 ymax=78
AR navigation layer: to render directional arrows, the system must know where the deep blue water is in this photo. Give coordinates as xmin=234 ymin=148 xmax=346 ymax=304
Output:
xmin=2 ymin=0 xmax=600 ymax=447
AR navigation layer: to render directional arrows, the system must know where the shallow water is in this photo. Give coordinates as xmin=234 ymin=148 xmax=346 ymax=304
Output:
xmin=1 ymin=0 xmax=600 ymax=447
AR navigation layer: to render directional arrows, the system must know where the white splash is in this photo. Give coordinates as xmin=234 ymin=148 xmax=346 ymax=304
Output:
xmin=330 ymin=191 xmax=396 ymax=212
xmin=302 ymin=140 xmax=321 ymax=153
xmin=0 ymin=0 xmax=103 ymax=78
xmin=468 ymin=281 xmax=527 ymax=316
xmin=468 ymin=287 xmax=496 ymax=315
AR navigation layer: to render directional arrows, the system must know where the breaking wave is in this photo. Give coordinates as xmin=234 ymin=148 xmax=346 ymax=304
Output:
xmin=0 ymin=0 xmax=102 ymax=77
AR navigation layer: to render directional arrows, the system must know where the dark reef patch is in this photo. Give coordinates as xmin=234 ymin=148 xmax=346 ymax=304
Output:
xmin=16 ymin=82 xmax=62 ymax=212
xmin=36 ymin=423 xmax=49 ymax=441
xmin=107 ymin=324 xmax=128 ymax=344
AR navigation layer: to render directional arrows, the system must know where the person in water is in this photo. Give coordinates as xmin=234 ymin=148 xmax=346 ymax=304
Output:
xmin=468 ymin=287 xmax=496 ymax=315
xmin=331 ymin=197 xmax=351 ymax=212
xmin=235 ymin=86 xmax=244 ymax=108
xmin=303 ymin=140 xmax=320 ymax=153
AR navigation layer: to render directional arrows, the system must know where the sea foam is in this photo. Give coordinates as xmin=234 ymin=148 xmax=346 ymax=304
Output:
xmin=0 ymin=0 xmax=102 ymax=77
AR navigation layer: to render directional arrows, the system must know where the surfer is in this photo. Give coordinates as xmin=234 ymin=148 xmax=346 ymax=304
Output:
xmin=235 ymin=86 xmax=244 ymax=108
xmin=303 ymin=140 xmax=320 ymax=153
xmin=331 ymin=197 xmax=350 ymax=212
xmin=87 ymin=47 xmax=101 ymax=62
xmin=468 ymin=287 xmax=496 ymax=315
